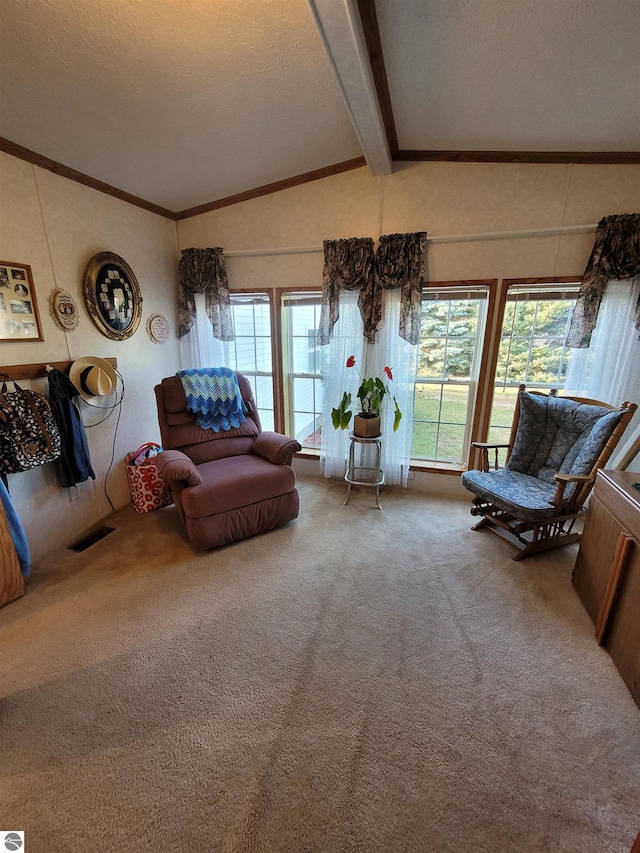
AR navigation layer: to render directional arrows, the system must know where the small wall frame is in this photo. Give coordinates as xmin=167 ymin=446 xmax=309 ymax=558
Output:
xmin=0 ymin=261 xmax=44 ymax=342
xmin=83 ymin=252 xmax=142 ymax=341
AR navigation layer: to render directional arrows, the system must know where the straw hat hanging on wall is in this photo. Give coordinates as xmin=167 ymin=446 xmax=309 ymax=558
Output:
xmin=69 ymin=356 xmax=117 ymax=404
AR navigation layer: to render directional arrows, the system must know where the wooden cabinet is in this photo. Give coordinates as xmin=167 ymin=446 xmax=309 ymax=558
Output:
xmin=572 ymin=470 xmax=640 ymax=708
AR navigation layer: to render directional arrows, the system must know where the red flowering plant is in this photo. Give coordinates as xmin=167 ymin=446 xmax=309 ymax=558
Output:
xmin=331 ymin=355 xmax=402 ymax=431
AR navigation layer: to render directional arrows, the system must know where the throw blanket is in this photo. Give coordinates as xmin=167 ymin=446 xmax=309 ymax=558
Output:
xmin=177 ymin=367 xmax=247 ymax=433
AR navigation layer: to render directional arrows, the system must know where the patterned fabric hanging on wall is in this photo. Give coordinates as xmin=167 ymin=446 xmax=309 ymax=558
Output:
xmin=373 ymin=232 xmax=428 ymax=345
xmin=178 ymin=247 xmax=234 ymax=341
xmin=567 ymin=213 xmax=640 ymax=348
xmin=318 ymin=238 xmax=375 ymax=345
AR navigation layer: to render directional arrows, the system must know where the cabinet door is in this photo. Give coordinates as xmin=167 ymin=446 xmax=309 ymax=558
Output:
xmin=572 ymin=493 xmax=624 ymax=624
xmin=605 ymin=542 xmax=640 ymax=707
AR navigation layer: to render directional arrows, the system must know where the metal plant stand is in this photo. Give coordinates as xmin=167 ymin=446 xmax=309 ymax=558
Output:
xmin=343 ymin=432 xmax=384 ymax=510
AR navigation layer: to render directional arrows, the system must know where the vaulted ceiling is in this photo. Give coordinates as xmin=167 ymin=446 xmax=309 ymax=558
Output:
xmin=1 ymin=0 xmax=638 ymax=219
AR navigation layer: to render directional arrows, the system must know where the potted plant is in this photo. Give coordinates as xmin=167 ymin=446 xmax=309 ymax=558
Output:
xmin=331 ymin=355 xmax=402 ymax=437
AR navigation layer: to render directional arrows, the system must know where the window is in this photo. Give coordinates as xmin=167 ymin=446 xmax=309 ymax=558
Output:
xmin=199 ymin=278 xmax=581 ymax=471
xmin=226 ymin=292 xmax=274 ymax=430
xmin=488 ymin=281 xmax=580 ymax=450
xmin=280 ymin=290 xmax=327 ymax=449
xmin=412 ymin=284 xmax=490 ymax=464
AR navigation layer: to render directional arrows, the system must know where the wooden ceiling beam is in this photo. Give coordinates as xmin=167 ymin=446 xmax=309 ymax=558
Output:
xmin=307 ymin=0 xmax=392 ymax=175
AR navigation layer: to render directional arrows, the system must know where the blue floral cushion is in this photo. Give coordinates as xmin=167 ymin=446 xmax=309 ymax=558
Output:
xmin=460 ymin=468 xmax=560 ymax=521
xmin=506 ymin=391 xmax=622 ymax=485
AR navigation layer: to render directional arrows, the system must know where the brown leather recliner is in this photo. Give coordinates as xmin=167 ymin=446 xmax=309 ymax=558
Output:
xmin=154 ymin=372 xmax=301 ymax=550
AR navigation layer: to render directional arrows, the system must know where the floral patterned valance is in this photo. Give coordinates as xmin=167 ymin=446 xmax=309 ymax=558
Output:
xmin=374 ymin=232 xmax=428 ymax=345
xmin=178 ymin=247 xmax=234 ymax=341
xmin=318 ymin=238 xmax=375 ymax=345
xmin=567 ymin=214 xmax=640 ymax=348
xmin=318 ymin=232 xmax=428 ymax=346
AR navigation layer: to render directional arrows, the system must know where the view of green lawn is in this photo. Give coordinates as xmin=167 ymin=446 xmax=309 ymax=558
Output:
xmin=411 ymin=384 xmax=521 ymax=463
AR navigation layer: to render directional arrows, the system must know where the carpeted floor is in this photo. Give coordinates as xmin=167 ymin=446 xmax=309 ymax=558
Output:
xmin=1 ymin=475 xmax=639 ymax=852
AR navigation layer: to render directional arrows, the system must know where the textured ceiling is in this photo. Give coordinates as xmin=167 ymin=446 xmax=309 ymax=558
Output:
xmin=378 ymin=0 xmax=640 ymax=152
xmin=0 ymin=0 xmax=360 ymax=211
xmin=1 ymin=0 xmax=638 ymax=215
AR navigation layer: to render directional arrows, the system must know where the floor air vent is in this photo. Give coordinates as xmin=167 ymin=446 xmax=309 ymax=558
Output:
xmin=68 ymin=526 xmax=116 ymax=552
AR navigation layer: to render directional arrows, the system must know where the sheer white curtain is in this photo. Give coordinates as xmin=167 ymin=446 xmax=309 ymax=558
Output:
xmin=367 ymin=290 xmax=418 ymax=486
xmin=565 ymin=278 xmax=640 ymax=406
xmin=564 ymin=278 xmax=640 ymax=467
xmin=178 ymin=293 xmax=230 ymax=369
xmin=320 ymin=291 xmax=365 ymax=478
xmin=320 ymin=290 xmax=417 ymax=486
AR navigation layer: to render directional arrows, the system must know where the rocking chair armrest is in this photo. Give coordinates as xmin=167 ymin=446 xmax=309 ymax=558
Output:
xmin=553 ymin=473 xmax=594 ymax=485
xmin=471 ymin=442 xmax=510 ymax=449
xmin=550 ymin=472 xmax=594 ymax=508
xmin=471 ymin=442 xmax=511 ymax=472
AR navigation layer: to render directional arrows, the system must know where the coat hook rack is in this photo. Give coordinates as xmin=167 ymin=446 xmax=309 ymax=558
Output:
xmin=0 ymin=358 xmax=117 ymax=381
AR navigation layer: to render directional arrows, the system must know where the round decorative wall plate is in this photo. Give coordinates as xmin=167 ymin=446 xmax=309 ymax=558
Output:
xmin=50 ymin=289 xmax=79 ymax=331
xmin=83 ymin=251 xmax=142 ymax=341
xmin=146 ymin=312 xmax=170 ymax=344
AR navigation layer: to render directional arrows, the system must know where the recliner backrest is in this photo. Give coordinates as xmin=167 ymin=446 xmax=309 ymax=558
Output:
xmin=506 ymin=390 xmax=624 ymax=487
xmin=155 ymin=371 xmax=262 ymax=465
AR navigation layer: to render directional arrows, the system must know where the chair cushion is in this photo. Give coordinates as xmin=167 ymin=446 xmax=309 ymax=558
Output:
xmin=180 ymin=454 xmax=296 ymax=519
xmin=460 ymin=468 xmax=561 ymax=522
xmin=507 ymin=391 xmax=622 ymax=485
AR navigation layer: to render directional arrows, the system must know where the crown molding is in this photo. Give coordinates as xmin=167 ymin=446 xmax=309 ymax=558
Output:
xmin=395 ymin=149 xmax=640 ymax=164
xmin=175 ymin=157 xmax=367 ymax=220
xmin=0 ymin=137 xmax=176 ymax=220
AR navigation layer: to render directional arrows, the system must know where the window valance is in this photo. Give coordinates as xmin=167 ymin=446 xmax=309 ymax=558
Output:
xmin=567 ymin=213 xmax=640 ymax=348
xmin=178 ymin=247 xmax=234 ymax=341
xmin=373 ymin=232 xmax=427 ymax=345
xmin=318 ymin=238 xmax=374 ymax=345
xmin=318 ymin=232 xmax=427 ymax=346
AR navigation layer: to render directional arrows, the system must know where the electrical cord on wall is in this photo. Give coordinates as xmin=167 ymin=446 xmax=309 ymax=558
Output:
xmin=83 ymin=367 xmax=125 ymax=511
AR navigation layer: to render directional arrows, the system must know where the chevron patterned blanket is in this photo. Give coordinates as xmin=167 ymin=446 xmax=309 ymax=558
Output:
xmin=177 ymin=367 xmax=247 ymax=432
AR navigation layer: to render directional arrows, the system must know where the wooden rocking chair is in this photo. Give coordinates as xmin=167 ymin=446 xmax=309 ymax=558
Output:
xmin=461 ymin=385 xmax=637 ymax=560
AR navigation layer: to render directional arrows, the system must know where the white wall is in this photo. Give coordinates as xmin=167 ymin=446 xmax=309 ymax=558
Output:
xmin=0 ymin=152 xmax=181 ymax=561
xmin=177 ymin=160 xmax=640 ymax=488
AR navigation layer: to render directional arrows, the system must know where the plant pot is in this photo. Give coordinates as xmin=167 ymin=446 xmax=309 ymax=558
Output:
xmin=353 ymin=414 xmax=381 ymax=438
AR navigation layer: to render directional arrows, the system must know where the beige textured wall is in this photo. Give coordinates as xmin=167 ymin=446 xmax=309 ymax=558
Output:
xmin=177 ymin=160 xmax=640 ymax=487
xmin=178 ymin=161 xmax=640 ymax=283
xmin=0 ymin=151 xmax=181 ymax=561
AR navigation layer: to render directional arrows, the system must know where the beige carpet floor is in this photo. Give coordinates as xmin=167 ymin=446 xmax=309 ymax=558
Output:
xmin=1 ymin=476 xmax=640 ymax=853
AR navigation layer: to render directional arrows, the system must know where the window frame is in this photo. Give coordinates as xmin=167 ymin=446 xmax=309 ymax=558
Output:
xmin=276 ymin=286 xmax=323 ymax=453
xmin=226 ymin=288 xmax=280 ymax=432
xmin=410 ymin=279 xmax=499 ymax=473
xmin=468 ymin=276 xmax=582 ymax=470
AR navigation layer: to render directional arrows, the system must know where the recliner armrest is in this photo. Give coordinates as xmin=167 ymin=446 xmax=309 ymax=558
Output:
xmin=252 ymin=432 xmax=301 ymax=466
xmin=156 ymin=450 xmax=203 ymax=486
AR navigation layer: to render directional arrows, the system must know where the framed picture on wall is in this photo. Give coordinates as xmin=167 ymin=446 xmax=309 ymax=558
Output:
xmin=0 ymin=261 xmax=44 ymax=342
xmin=83 ymin=251 xmax=143 ymax=341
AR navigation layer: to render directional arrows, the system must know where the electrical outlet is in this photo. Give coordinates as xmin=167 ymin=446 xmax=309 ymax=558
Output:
xmin=69 ymin=486 xmax=81 ymax=501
